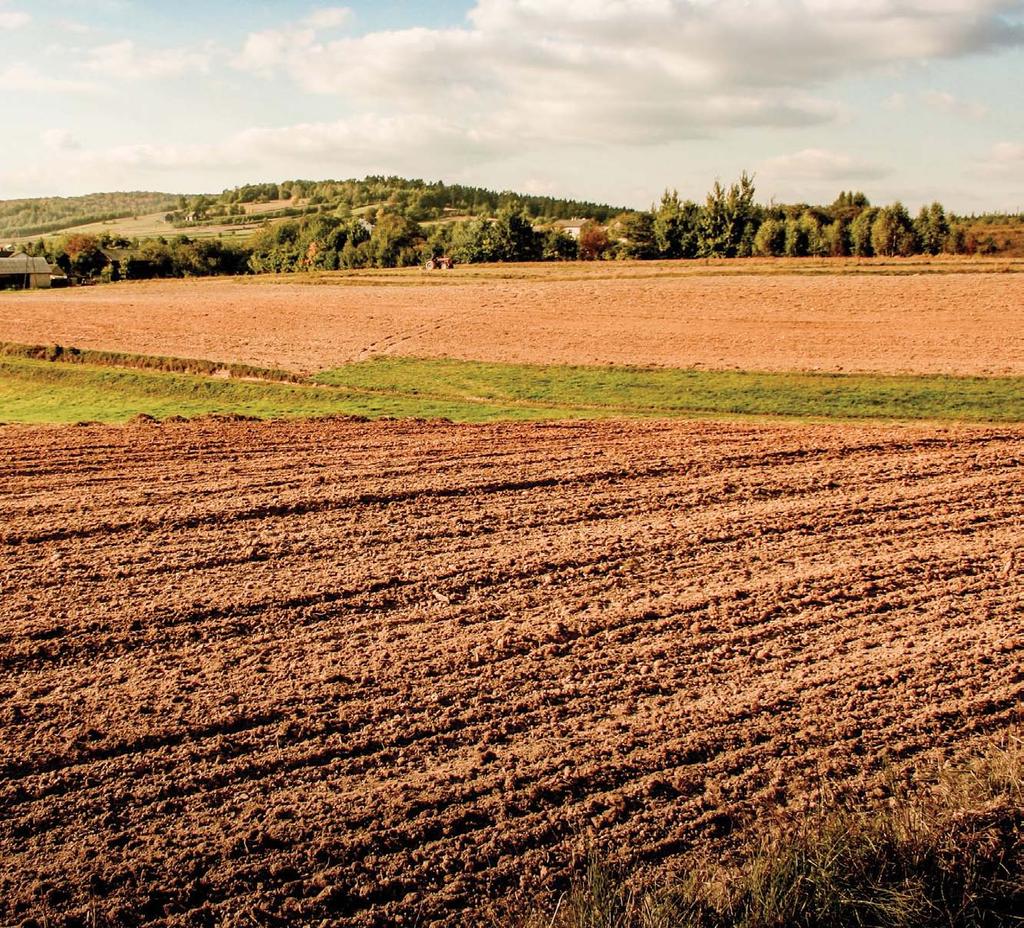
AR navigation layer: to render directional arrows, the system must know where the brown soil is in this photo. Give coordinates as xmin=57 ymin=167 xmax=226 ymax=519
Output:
xmin=1 ymin=269 xmax=1022 ymax=375
xmin=1 ymin=417 xmax=1022 ymax=927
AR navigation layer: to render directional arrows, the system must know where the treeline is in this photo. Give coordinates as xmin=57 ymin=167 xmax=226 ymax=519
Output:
xmin=0 ymin=192 xmax=178 ymax=238
xmin=604 ymin=180 xmax=981 ymax=260
xmin=23 ymin=233 xmax=248 ymax=281
xmin=18 ymin=175 xmax=1019 ymax=281
xmin=241 ymin=176 xmax=997 ymax=272
xmin=246 ymin=212 xmax=566 ymax=272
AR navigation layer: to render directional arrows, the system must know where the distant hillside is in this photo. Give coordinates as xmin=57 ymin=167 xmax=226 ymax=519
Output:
xmin=2 ymin=177 xmax=625 ymax=243
xmin=0 ymin=192 xmax=182 ymax=239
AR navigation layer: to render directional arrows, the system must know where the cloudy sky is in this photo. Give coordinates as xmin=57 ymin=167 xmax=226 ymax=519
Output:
xmin=1 ymin=0 xmax=1022 ymax=211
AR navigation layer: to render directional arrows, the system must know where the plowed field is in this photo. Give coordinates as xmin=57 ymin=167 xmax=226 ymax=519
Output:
xmin=2 ymin=418 xmax=1022 ymax=927
xmin=2 ymin=269 xmax=1022 ymax=374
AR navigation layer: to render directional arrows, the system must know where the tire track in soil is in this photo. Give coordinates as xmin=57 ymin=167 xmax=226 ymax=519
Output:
xmin=1 ymin=417 xmax=1023 ymax=927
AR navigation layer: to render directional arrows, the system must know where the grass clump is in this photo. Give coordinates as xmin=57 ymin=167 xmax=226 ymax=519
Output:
xmin=512 ymin=737 xmax=1024 ymax=928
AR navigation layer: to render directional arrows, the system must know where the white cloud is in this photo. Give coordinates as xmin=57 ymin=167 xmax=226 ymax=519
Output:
xmin=6 ymin=0 xmax=1023 ymax=211
xmin=51 ymin=114 xmax=504 ymax=179
xmin=759 ymin=148 xmax=889 ymax=182
xmin=55 ymin=18 xmax=96 ymax=35
xmin=979 ymin=140 xmax=1024 ymax=175
xmin=233 ymin=27 xmax=317 ymax=73
xmin=0 ymin=63 xmax=98 ymax=94
xmin=41 ymin=129 xmax=81 ymax=152
xmin=303 ymin=6 xmax=352 ymax=29
xmin=922 ymin=89 xmax=990 ymax=119
xmin=85 ymin=40 xmax=211 ymax=79
xmin=0 ymin=8 xmax=30 ymax=30
xmin=232 ymin=7 xmax=351 ymax=73
xmin=230 ymin=0 xmax=1024 ymax=150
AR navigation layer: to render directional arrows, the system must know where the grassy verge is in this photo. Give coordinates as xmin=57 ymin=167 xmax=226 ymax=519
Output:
xmin=510 ymin=737 xmax=1024 ymax=928
xmin=0 ymin=357 xmax=571 ymax=424
xmin=316 ymin=357 xmax=1024 ymax=423
xmin=1 ymin=348 xmax=1022 ymax=424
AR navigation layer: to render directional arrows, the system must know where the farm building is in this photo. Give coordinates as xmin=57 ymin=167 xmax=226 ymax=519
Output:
xmin=552 ymin=219 xmax=589 ymax=239
xmin=0 ymin=254 xmax=53 ymax=289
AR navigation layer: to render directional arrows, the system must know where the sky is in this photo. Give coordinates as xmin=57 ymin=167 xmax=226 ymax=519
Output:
xmin=0 ymin=0 xmax=1022 ymax=212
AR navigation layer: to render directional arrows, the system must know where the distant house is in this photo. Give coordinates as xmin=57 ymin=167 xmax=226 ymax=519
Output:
xmin=0 ymin=253 xmax=53 ymax=289
xmin=553 ymin=219 xmax=589 ymax=240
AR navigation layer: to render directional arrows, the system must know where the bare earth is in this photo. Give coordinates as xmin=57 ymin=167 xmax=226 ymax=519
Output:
xmin=2 ymin=418 xmax=1022 ymax=927
xmin=1 ymin=268 xmax=1022 ymax=374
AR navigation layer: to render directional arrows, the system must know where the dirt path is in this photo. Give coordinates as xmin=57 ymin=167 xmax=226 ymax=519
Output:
xmin=1 ymin=418 xmax=1022 ymax=926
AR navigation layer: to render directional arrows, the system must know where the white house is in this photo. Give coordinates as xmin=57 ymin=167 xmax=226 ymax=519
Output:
xmin=553 ymin=219 xmax=589 ymax=240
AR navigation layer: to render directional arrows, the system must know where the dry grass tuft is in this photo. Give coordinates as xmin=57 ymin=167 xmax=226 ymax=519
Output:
xmin=509 ymin=736 xmax=1024 ymax=928
xmin=0 ymin=340 xmax=302 ymax=383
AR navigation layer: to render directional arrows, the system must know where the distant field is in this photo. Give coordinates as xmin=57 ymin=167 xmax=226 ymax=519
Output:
xmin=6 ymin=199 xmax=303 ymax=245
xmin=1 ymin=262 xmax=1022 ymax=376
xmin=9 ymin=211 xmax=260 ymax=244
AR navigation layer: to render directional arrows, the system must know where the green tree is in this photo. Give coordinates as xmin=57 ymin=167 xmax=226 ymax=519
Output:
xmin=698 ymin=172 xmax=757 ymax=258
xmin=799 ymin=210 xmax=828 ymax=257
xmin=829 ymin=190 xmax=871 ymax=224
xmin=914 ymin=202 xmax=950 ymax=256
xmin=945 ymin=223 xmax=968 ymax=255
xmin=849 ymin=208 xmax=880 ymax=257
xmin=368 ymin=213 xmax=424 ymax=267
xmin=425 ymin=224 xmax=453 ymax=259
xmin=825 ymin=219 xmax=849 ymax=257
xmin=871 ymin=203 xmax=918 ymax=257
xmin=753 ymin=218 xmax=785 ymax=257
xmin=653 ymin=190 xmax=701 ymax=258
xmin=486 ymin=211 xmax=541 ymax=262
xmin=783 ymin=217 xmax=807 ymax=257
xmin=449 ymin=218 xmax=492 ymax=264
xmin=542 ymin=229 xmax=578 ymax=261
xmin=616 ymin=211 xmax=658 ymax=259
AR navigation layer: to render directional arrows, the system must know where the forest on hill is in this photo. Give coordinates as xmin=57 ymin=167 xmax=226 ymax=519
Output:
xmin=166 ymin=176 xmax=625 ymax=226
xmin=0 ymin=177 xmax=622 ymax=240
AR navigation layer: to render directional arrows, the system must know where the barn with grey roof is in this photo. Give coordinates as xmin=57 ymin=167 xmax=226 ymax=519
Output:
xmin=0 ymin=254 xmax=53 ymax=289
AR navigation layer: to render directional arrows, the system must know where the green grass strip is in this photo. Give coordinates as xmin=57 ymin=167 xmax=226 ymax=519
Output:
xmin=316 ymin=357 xmax=1024 ymax=423
xmin=1 ymin=353 xmax=1022 ymax=425
xmin=0 ymin=357 xmax=579 ymax=424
